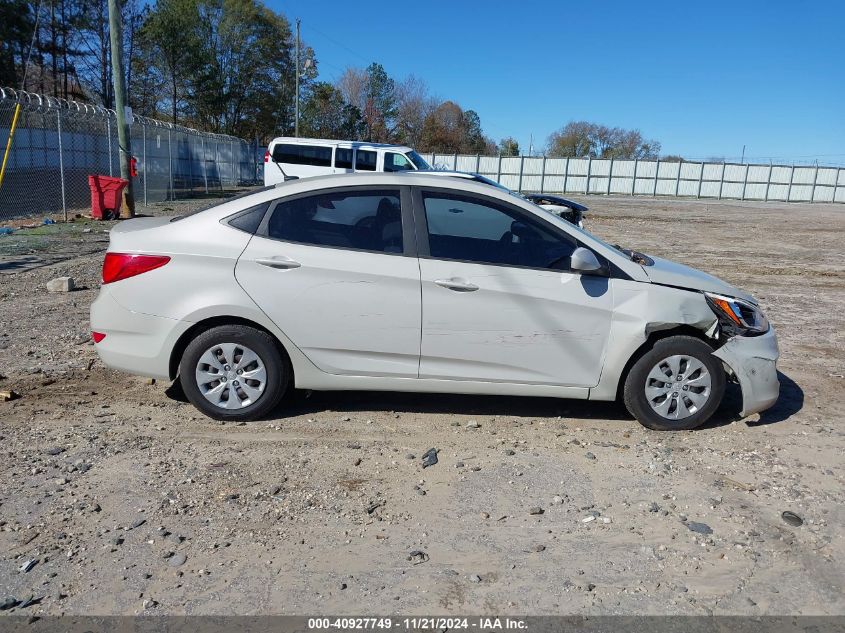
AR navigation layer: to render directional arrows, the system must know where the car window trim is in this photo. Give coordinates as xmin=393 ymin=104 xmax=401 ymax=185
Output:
xmin=255 ymin=185 xmax=417 ymax=258
xmin=410 ymin=186 xmax=624 ymax=276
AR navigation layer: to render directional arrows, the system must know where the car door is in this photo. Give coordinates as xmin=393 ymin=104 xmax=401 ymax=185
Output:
xmin=235 ymin=186 xmax=421 ymax=378
xmin=414 ymin=188 xmax=614 ymax=387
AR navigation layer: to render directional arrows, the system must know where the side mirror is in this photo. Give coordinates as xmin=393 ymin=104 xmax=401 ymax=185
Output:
xmin=570 ymin=247 xmax=604 ymax=274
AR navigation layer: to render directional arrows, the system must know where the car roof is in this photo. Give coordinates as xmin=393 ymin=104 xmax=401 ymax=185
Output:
xmin=415 ymin=170 xmax=477 ymax=179
xmin=185 ymin=172 xmax=644 ymax=281
xmin=415 ymin=170 xmax=506 ymax=187
xmin=223 ymin=172 xmax=522 ymax=215
xmin=268 ymin=137 xmax=414 ymax=153
xmin=270 ymin=171 xmax=505 ymax=195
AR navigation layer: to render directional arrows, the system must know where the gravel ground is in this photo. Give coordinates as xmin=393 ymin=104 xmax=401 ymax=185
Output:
xmin=0 ymin=193 xmax=843 ymax=616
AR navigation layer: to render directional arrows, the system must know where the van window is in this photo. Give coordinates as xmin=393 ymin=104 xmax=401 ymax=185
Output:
xmin=384 ymin=152 xmax=414 ymax=172
xmin=265 ymin=189 xmax=403 ymax=254
xmin=272 ymin=143 xmax=332 ymax=167
xmin=356 ymin=150 xmax=377 ymax=171
xmin=335 ymin=148 xmax=353 ymax=169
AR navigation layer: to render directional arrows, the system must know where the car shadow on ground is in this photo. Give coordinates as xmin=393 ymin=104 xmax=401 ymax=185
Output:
xmin=166 ymin=379 xmax=632 ymax=422
xmin=283 ymin=389 xmax=633 ymax=422
xmin=165 ymin=370 xmax=803 ymax=430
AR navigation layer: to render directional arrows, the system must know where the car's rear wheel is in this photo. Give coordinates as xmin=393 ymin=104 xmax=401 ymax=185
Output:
xmin=623 ymin=335 xmax=725 ymax=431
xmin=179 ymin=325 xmax=289 ymax=421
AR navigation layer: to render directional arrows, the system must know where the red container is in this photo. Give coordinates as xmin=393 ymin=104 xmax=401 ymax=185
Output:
xmin=88 ymin=175 xmax=129 ymax=219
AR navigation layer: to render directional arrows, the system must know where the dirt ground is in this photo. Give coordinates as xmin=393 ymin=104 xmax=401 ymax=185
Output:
xmin=0 ymin=193 xmax=843 ymax=616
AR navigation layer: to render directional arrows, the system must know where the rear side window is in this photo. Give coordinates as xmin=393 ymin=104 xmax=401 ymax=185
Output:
xmin=272 ymin=143 xmax=332 ymax=167
xmin=226 ymin=202 xmax=269 ymax=234
xmin=335 ymin=148 xmax=353 ymax=169
xmin=265 ymin=189 xmax=403 ymax=253
xmin=355 ymin=150 xmax=377 ymax=171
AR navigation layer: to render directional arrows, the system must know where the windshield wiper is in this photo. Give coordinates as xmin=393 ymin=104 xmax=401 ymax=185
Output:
xmin=613 ymin=245 xmax=653 ymax=266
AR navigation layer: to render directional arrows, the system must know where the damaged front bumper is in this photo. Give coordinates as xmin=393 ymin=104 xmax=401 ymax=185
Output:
xmin=712 ymin=326 xmax=780 ymax=417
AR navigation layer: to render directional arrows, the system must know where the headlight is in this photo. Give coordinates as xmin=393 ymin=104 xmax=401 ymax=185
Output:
xmin=705 ymin=292 xmax=769 ymax=336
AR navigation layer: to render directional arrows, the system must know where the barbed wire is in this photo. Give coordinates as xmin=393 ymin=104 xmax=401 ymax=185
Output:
xmin=0 ymin=87 xmax=242 ymax=142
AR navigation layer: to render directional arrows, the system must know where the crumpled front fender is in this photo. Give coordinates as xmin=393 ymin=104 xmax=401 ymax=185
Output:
xmin=712 ymin=327 xmax=780 ymax=417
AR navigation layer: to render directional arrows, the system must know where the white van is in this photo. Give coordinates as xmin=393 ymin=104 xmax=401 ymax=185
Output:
xmin=263 ymin=137 xmax=431 ymax=185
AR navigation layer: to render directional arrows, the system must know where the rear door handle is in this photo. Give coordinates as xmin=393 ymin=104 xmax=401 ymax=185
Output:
xmin=434 ymin=278 xmax=478 ymax=292
xmin=255 ymin=256 xmax=301 ymax=270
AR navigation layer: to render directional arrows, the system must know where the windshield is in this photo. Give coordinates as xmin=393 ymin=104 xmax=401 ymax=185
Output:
xmin=472 ymin=174 xmax=534 ymax=204
xmin=407 ymin=150 xmax=431 ymax=170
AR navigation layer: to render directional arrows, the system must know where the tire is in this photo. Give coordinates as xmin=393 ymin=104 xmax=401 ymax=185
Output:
xmin=179 ymin=324 xmax=289 ymax=422
xmin=623 ymin=335 xmax=725 ymax=431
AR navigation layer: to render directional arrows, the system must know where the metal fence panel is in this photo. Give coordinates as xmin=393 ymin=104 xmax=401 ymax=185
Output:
xmin=418 ymin=152 xmax=842 ymax=204
xmin=0 ymin=87 xmax=260 ymax=221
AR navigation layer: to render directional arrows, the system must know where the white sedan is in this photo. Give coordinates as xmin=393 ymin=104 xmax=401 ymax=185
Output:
xmin=90 ymin=172 xmax=779 ymax=430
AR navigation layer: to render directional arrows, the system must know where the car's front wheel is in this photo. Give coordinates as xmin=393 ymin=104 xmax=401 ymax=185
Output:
xmin=179 ymin=324 xmax=289 ymax=421
xmin=623 ymin=335 xmax=725 ymax=431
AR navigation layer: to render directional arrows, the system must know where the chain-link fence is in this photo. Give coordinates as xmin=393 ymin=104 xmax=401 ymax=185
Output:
xmin=0 ymin=87 xmax=262 ymax=222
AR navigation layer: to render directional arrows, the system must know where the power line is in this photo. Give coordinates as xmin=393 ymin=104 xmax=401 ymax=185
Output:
xmin=21 ymin=0 xmax=44 ymax=90
xmin=303 ymin=23 xmax=371 ymax=65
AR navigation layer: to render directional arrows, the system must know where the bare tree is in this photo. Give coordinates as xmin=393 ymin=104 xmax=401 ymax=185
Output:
xmin=547 ymin=121 xmax=660 ymax=159
xmin=336 ymin=66 xmax=367 ymax=114
xmin=499 ymin=137 xmax=520 ymax=156
xmin=393 ymin=74 xmax=437 ymax=148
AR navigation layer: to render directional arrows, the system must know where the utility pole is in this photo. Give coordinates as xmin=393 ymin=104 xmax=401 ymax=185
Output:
xmin=108 ymin=0 xmax=134 ymax=217
xmin=740 ymin=144 xmax=746 ymax=165
xmin=294 ymin=18 xmax=300 ymax=138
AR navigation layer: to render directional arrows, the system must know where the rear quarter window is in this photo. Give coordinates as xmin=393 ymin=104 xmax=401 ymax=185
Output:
xmin=225 ymin=202 xmax=269 ymax=234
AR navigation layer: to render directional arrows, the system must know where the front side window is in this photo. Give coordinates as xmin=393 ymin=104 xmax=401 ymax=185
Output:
xmin=355 ymin=150 xmax=377 ymax=171
xmin=422 ymin=192 xmax=576 ymax=269
xmin=384 ymin=152 xmax=414 ymax=172
xmin=272 ymin=144 xmax=332 ymax=167
xmin=265 ymin=189 xmax=403 ymax=253
xmin=335 ymin=147 xmax=353 ymax=169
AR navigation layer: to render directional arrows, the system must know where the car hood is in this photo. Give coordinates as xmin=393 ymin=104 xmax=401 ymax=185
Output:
xmin=642 ymin=256 xmax=755 ymax=303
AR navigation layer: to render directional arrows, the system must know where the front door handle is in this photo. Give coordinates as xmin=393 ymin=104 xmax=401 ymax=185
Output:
xmin=434 ymin=278 xmax=479 ymax=292
xmin=255 ymin=256 xmax=301 ymax=270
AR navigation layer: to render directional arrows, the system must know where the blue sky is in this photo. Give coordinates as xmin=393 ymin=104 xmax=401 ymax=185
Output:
xmin=272 ymin=0 xmax=844 ymax=163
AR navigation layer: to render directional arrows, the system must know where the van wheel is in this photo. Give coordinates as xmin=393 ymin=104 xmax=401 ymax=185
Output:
xmin=623 ymin=336 xmax=725 ymax=431
xmin=179 ymin=325 xmax=289 ymax=421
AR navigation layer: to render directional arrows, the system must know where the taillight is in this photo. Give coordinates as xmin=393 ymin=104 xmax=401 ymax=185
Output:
xmin=102 ymin=252 xmax=170 ymax=284
xmin=264 ymin=150 xmax=270 ymax=163
xmin=92 ymin=331 xmax=106 ymax=343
